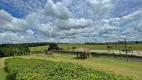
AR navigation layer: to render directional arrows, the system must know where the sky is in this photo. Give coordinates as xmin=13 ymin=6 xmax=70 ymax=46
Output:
xmin=0 ymin=0 xmax=142 ymax=43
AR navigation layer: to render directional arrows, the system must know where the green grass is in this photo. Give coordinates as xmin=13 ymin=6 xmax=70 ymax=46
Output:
xmin=29 ymin=44 xmax=142 ymax=52
xmin=19 ymin=54 xmax=142 ymax=80
xmin=0 ymin=68 xmax=7 ymax=80
xmin=0 ymin=57 xmax=9 ymax=80
xmin=30 ymin=45 xmax=49 ymax=52
xmin=1 ymin=53 xmax=142 ymax=79
xmin=5 ymin=58 xmax=133 ymax=80
xmin=59 ymin=44 xmax=142 ymax=50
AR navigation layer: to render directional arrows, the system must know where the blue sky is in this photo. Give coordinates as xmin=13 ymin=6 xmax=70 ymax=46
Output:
xmin=0 ymin=0 xmax=142 ymax=43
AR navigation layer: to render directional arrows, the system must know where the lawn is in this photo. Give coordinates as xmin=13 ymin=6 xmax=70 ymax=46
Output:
xmin=30 ymin=45 xmax=49 ymax=52
xmin=0 ymin=68 xmax=7 ymax=80
xmin=0 ymin=57 xmax=9 ymax=80
xmin=1 ymin=54 xmax=142 ymax=80
xmin=29 ymin=44 xmax=142 ymax=52
xmin=19 ymin=54 xmax=142 ymax=80
xmin=59 ymin=43 xmax=142 ymax=50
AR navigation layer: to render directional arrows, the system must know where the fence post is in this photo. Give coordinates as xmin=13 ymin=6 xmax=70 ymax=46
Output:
xmin=125 ymin=39 xmax=128 ymax=62
xmin=77 ymin=51 xmax=78 ymax=58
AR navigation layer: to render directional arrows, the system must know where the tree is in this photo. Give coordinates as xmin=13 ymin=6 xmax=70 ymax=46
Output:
xmin=48 ymin=43 xmax=59 ymax=51
xmin=106 ymin=45 xmax=110 ymax=50
xmin=72 ymin=46 xmax=76 ymax=50
xmin=135 ymin=41 xmax=139 ymax=44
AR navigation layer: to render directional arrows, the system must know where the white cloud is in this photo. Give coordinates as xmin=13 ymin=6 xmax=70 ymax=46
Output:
xmin=26 ymin=30 xmax=34 ymax=35
xmin=56 ymin=18 xmax=91 ymax=30
xmin=121 ymin=10 xmax=142 ymax=24
xmin=0 ymin=9 xmax=30 ymax=32
xmin=43 ymin=0 xmax=71 ymax=19
xmin=0 ymin=31 xmax=36 ymax=44
xmin=37 ymin=23 xmax=59 ymax=38
xmin=86 ymin=0 xmax=113 ymax=17
xmin=0 ymin=0 xmax=142 ymax=43
xmin=0 ymin=9 xmax=13 ymax=24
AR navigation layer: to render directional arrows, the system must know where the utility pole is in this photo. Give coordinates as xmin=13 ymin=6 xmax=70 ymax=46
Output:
xmin=118 ymin=40 xmax=121 ymax=54
xmin=124 ymin=39 xmax=128 ymax=62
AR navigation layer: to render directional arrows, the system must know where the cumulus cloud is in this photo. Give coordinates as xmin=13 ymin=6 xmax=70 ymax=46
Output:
xmin=0 ymin=31 xmax=37 ymax=44
xmin=0 ymin=9 xmax=30 ymax=32
xmin=0 ymin=0 xmax=142 ymax=43
xmin=43 ymin=0 xmax=71 ymax=19
xmin=56 ymin=18 xmax=91 ymax=30
xmin=0 ymin=9 xmax=13 ymax=24
xmin=121 ymin=9 xmax=142 ymax=24
xmin=86 ymin=0 xmax=113 ymax=17
xmin=37 ymin=23 xmax=59 ymax=38
xmin=119 ymin=9 xmax=142 ymax=34
xmin=26 ymin=30 xmax=34 ymax=35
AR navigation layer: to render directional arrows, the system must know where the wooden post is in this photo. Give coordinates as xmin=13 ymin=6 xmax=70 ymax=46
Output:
xmin=88 ymin=52 xmax=89 ymax=58
xmin=77 ymin=51 xmax=78 ymax=58
xmin=118 ymin=40 xmax=121 ymax=54
xmin=125 ymin=39 xmax=128 ymax=62
xmin=84 ymin=51 xmax=86 ymax=58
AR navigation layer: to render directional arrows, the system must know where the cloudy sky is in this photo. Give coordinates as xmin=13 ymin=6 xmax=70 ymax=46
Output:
xmin=0 ymin=0 xmax=142 ymax=43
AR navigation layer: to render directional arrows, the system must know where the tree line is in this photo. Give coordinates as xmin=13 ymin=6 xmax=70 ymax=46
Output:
xmin=0 ymin=44 xmax=30 ymax=57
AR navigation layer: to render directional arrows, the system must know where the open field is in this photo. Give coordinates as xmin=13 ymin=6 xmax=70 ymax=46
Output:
xmin=0 ymin=57 xmax=9 ymax=80
xmin=29 ymin=44 xmax=142 ymax=57
xmin=0 ymin=54 xmax=142 ymax=79
xmin=17 ymin=54 xmax=142 ymax=80
xmin=59 ymin=44 xmax=142 ymax=50
xmin=6 ymin=58 xmax=133 ymax=80
xmin=30 ymin=45 xmax=49 ymax=52
xmin=0 ymin=68 xmax=7 ymax=80
xmin=29 ymin=44 xmax=142 ymax=52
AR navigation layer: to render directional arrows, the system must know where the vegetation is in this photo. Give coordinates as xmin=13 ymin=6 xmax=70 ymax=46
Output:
xmin=28 ymin=43 xmax=142 ymax=53
xmin=20 ymin=54 xmax=142 ymax=79
xmin=0 ymin=42 xmax=51 ymax=47
xmin=0 ymin=68 xmax=7 ymax=80
xmin=0 ymin=57 xmax=9 ymax=80
xmin=0 ymin=44 xmax=30 ymax=57
xmin=58 ymin=43 xmax=142 ymax=50
xmin=48 ymin=43 xmax=60 ymax=51
xmin=5 ymin=58 xmax=133 ymax=80
xmin=30 ymin=45 xmax=49 ymax=52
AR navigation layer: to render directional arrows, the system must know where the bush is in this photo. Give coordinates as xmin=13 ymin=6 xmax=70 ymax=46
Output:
xmin=0 ymin=44 xmax=30 ymax=57
xmin=48 ymin=43 xmax=59 ymax=51
xmin=5 ymin=58 xmax=134 ymax=80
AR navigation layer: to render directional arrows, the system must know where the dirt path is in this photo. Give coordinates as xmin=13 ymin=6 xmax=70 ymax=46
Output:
xmin=0 ymin=57 xmax=9 ymax=80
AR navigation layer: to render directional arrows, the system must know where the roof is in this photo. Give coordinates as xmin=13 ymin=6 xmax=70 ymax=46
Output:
xmin=75 ymin=47 xmax=90 ymax=53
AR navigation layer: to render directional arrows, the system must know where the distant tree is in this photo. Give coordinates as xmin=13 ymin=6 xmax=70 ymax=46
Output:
xmin=129 ymin=46 xmax=132 ymax=50
xmin=48 ymin=43 xmax=59 ymax=51
xmin=72 ymin=46 xmax=76 ymax=50
xmin=0 ymin=48 xmax=5 ymax=57
xmin=135 ymin=41 xmax=139 ymax=44
xmin=106 ymin=46 xmax=110 ymax=50
xmin=0 ymin=44 xmax=30 ymax=57
xmin=68 ymin=47 xmax=70 ymax=50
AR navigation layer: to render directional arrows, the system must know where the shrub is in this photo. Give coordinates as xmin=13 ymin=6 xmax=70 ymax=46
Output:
xmin=5 ymin=58 xmax=134 ymax=80
xmin=0 ymin=44 xmax=30 ymax=57
xmin=48 ymin=43 xmax=59 ymax=51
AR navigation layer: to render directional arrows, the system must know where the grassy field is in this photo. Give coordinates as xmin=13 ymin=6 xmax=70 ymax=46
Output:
xmin=59 ymin=44 xmax=142 ymax=50
xmin=19 ymin=54 xmax=142 ymax=80
xmin=0 ymin=57 xmax=9 ymax=80
xmin=0 ymin=68 xmax=7 ymax=80
xmin=30 ymin=45 xmax=49 ymax=52
xmin=0 ymin=54 xmax=142 ymax=79
xmin=29 ymin=44 xmax=142 ymax=52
